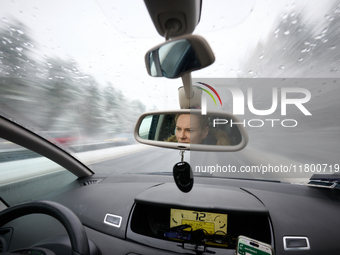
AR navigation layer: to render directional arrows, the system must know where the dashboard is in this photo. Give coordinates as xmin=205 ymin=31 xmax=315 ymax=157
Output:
xmin=129 ymin=182 xmax=272 ymax=253
xmin=1 ymin=173 xmax=340 ymax=255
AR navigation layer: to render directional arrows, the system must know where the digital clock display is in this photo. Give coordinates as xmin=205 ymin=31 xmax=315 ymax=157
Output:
xmin=170 ymin=209 xmax=228 ymax=235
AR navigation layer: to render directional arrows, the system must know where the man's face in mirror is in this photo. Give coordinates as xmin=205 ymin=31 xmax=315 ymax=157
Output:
xmin=176 ymin=114 xmax=209 ymax=144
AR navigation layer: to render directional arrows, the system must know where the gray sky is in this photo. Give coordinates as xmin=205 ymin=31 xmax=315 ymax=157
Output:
xmin=1 ymin=0 xmax=337 ymax=109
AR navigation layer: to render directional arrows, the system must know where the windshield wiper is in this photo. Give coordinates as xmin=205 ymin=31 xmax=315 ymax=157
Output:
xmin=308 ymin=174 xmax=340 ymax=189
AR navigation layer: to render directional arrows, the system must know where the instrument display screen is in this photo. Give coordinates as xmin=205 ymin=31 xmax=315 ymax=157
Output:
xmin=170 ymin=209 xmax=228 ymax=235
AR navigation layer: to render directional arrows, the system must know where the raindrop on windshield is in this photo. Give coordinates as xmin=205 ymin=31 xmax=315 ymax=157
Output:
xmin=279 ymin=65 xmax=285 ymax=70
xmin=325 ymin=14 xmax=334 ymax=21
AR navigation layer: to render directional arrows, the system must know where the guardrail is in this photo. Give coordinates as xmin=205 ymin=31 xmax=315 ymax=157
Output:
xmin=0 ymin=144 xmax=152 ymax=186
xmin=0 ymin=140 xmax=136 ymax=163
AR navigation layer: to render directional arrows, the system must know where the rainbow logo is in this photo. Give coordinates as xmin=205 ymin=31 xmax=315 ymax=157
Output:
xmin=196 ymin=82 xmax=222 ymax=106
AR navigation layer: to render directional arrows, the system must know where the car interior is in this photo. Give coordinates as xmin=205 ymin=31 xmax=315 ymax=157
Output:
xmin=0 ymin=0 xmax=340 ymax=255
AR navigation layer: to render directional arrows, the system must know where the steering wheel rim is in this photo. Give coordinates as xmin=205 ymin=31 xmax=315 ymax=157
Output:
xmin=0 ymin=200 xmax=90 ymax=255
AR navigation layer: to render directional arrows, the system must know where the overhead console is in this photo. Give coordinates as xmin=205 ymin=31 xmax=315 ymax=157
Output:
xmin=127 ymin=183 xmax=273 ymax=253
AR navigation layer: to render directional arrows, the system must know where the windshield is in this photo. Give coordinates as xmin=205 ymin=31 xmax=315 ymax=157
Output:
xmin=0 ymin=0 xmax=339 ymax=187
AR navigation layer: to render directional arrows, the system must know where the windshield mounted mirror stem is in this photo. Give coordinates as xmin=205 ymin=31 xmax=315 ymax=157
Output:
xmin=181 ymin=73 xmax=193 ymax=99
xmin=164 ymin=19 xmax=182 ymax=40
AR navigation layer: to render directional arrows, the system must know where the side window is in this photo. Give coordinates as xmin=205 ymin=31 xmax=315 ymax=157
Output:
xmin=0 ymin=138 xmax=77 ymax=206
xmin=138 ymin=115 xmax=153 ymax=139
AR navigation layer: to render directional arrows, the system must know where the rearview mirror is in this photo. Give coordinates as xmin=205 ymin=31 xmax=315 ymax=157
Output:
xmin=134 ymin=109 xmax=248 ymax=152
xmin=145 ymin=35 xmax=215 ymax=78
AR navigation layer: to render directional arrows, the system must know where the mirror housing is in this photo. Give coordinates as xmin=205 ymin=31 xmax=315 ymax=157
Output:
xmin=145 ymin=35 xmax=215 ymax=78
xmin=144 ymin=0 xmax=202 ymax=38
xmin=134 ymin=109 xmax=248 ymax=152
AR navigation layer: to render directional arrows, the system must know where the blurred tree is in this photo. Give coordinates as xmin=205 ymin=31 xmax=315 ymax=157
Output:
xmin=0 ymin=18 xmax=147 ymax=145
xmin=0 ymin=18 xmax=45 ymax=129
xmin=0 ymin=19 xmax=36 ymax=78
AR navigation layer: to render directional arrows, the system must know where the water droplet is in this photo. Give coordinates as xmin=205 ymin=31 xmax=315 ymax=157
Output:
xmin=325 ymin=14 xmax=334 ymax=21
xmin=314 ymin=34 xmax=323 ymax=40
xmin=291 ymin=20 xmax=297 ymax=24
xmin=2 ymin=37 xmax=12 ymax=44
xmin=321 ymin=27 xmax=328 ymax=34
xmin=274 ymin=28 xmax=280 ymax=34
xmin=279 ymin=65 xmax=285 ymax=70
xmin=259 ymin=55 xmax=264 ymax=59
xmin=329 ymin=45 xmax=336 ymax=50
xmin=284 ymin=30 xmax=290 ymax=35
xmin=298 ymin=57 xmax=303 ymax=62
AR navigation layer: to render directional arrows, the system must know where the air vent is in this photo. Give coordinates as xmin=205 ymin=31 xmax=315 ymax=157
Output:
xmin=82 ymin=180 xmax=98 ymax=186
xmin=283 ymin=236 xmax=310 ymax=250
xmin=0 ymin=228 xmax=12 ymax=253
xmin=81 ymin=178 xmax=103 ymax=186
xmin=104 ymin=213 xmax=122 ymax=228
xmin=0 ymin=238 xmax=3 ymax=253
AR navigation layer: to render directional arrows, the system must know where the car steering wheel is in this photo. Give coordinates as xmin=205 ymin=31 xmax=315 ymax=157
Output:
xmin=0 ymin=200 xmax=90 ymax=255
